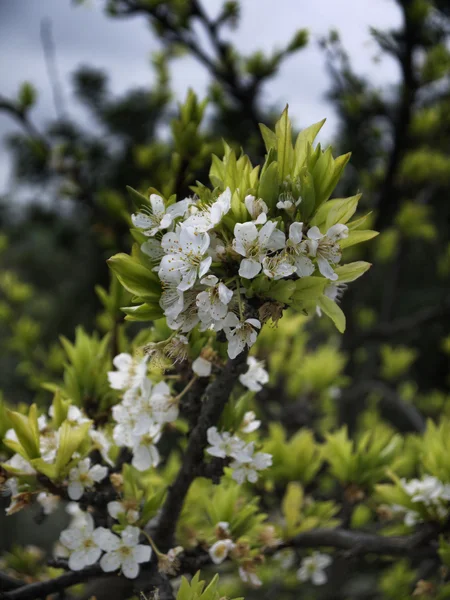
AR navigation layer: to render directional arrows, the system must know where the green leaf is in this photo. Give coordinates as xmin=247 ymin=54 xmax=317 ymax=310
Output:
xmin=122 ymin=303 xmax=163 ymax=321
xmin=340 ymin=230 xmax=379 ymax=249
xmin=275 ymin=106 xmax=294 ymax=180
xmin=258 ymin=160 xmax=279 ymax=209
xmin=126 ymin=186 xmax=149 ymax=211
xmin=317 ymin=294 xmax=346 ymax=332
xmin=282 ymin=482 xmax=303 ymax=536
xmin=259 ymin=123 xmax=277 ymax=152
xmin=29 ymin=458 xmax=58 ymax=479
xmin=108 ymin=253 xmax=161 ymax=301
xmin=50 ymin=392 xmax=71 ymax=429
xmin=334 ymin=261 xmax=371 ymax=283
xmin=7 ymin=405 xmax=40 ymax=459
xmin=269 ymin=280 xmax=296 ymax=304
xmin=291 ymin=276 xmax=327 ymax=310
xmin=298 ymin=169 xmax=316 ymax=219
xmin=294 ymin=119 xmax=326 ymax=173
xmin=55 ymin=421 xmax=92 ymax=475
xmin=310 ymin=195 xmax=361 ymax=229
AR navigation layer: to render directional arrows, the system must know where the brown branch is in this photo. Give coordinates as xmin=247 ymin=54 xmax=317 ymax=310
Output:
xmin=154 ymin=349 xmax=249 ymax=549
xmin=288 ymin=524 xmax=438 ymax=557
xmin=0 ymin=565 xmax=105 ymax=600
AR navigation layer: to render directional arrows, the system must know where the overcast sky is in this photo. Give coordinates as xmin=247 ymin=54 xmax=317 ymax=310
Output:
xmin=0 ymin=0 xmax=402 ymax=194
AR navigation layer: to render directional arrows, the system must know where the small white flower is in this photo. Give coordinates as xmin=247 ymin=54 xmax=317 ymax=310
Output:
xmin=132 ymin=195 xmax=190 ymax=237
xmin=37 ymin=492 xmax=60 ymax=515
xmin=239 ymin=566 xmax=262 ymax=587
xmin=230 ymin=442 xmax=272 ymax=484
xmin=245 ymin=195 xmax=268 ymax=225
xmin=67 ymin=458 xmax=108 ymax=500
xmin=60 ymin=513 xmax=102 ymax=571
xmin=95 ymin=526 xmax=151 ymax=579
xmin=89 ymin=429 xmax=114 ymax=467
xmin=196 ymin=276 xmax=233 ymax=321
xmin=240 ymin=411 xmax=261 ymax=434
xmin=40 ymin=429 xmax=60 ymax=464
xmin=4 ymin=453 xmax=36 ymax=475
xmin=286 ymin=222 xmax=315 ymax=277
xmin=215 ymin=521 xmax=231 ymax=535
xmin=304 ymin=224 xmax=348 ymax=281
xmin=131 ymin=425 xmax=162 ymax=472
xmin=159 ymin=227 xmax=211 ymax=291
xmin=209 ymin=539 xmax=235 ymax=564
xmin=108 ymin=353 xmax=148 ymax=392
xmin=239 ymin=356 xmax=269 ymax=392
xmin=149 ymin=381 xmax=179 ymax=425
xmin=206 ymin=426 xmax=245 ymax=459
xmin=192 ymin=356 xmax=212 ymax=377
xmin=66 ymin=502 xmax=90 ymax=528
xmin=402 ymin=476 xmax=444 ymax=506
xmin=233 ymin=221 xmax=286 ymax=279
xmin=183 ymin=188 xmax=231 ymax=233
xmin=297 ymin=552 xmax=332 ymax=585
xmin=262 ymin=254 xmax=296 ymax=279
xmin=49 ymin=405 xmax=90 ymax=426
xmin=107 ymin=501 xmax=139 ymax=525
xmin=276 ymin=199 xmax=294 ymax=211
xmin=223 ymin=314 xmax=261 ymax=359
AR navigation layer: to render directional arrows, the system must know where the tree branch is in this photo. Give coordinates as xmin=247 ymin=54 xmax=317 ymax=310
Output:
xmin=0 ymin=565 xmax=105 ymax=600
xmin=154 ymin=349 xmax=249 ymax=549
xmin=288 ymin=524 xmax=438 ymax=557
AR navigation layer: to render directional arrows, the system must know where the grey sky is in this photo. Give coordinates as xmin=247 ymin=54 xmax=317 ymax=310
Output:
xmin=0 ymin=0 xmax=401 ymax=193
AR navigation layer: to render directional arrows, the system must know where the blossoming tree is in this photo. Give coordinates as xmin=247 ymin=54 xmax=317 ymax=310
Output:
xmin=2 ymin=106 xmax=450 ymax=600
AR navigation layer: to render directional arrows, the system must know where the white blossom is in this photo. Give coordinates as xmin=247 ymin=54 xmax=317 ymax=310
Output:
xmin=131 ymin=424 xmax=162 ymax=472
xmin=108 ymin=353 xmax=148 ymax=392
xmin=286 ymin=222 xmax=315 ymax=277
xmin=107 ymin=501 xmax=139 ymax=525
xmin=132 ymin=195 xmax=190 ymax=237
xmin=304 ymin=224 xmax=348 ymax=281
xmin=245 ymin=195 xmax=268 ymax=225
xmin=276 ymin=199 xmax=294 ymax=211
xmin=239 ymin=566 xmax=262 ymax=587
xmin=297 ymin=552 xmax=332 ymax=585
xmin=262 ymin=253 xmax=296 ymax=280
xmin=223 ymin=314 xmax=261 ymax=359
xmin=60 ymin=513 xmax=102 ymax=571
xmin=240 ymin=411 xmax=261 ymax=434
xmin=196 ymin=275 xmax=233 ymax=321
xmin=67 ymin=458 xmax=108 ymax=500
xmin=4 ymin=453 xmax=36 ymax=475
xmin=209 ymin=539 xmax=235 ymax=564
xmin=95 ymin=526 xmax=151 ymax=579
xmin=233 ymin=221 xmax=285 ymax=279
xmin=206 ymin=427 xmax=245 ymax=459
xmin=159 ymin=227 xmax=211 ymax=291
xmin=66 ymin=502 xmax=90 ymax=529
xmin=192 ymin=356 xmax=212 ymax=377
xmin=182 ymin=188 xmax=231 ymax=232
xmin=89 ymin=429 xmax=114 ymax=467
xmin=239 ymin=357 xmax=269 ymax=392
xmin=37 ymin=492 xmax=60 ymax=515
xmin=230 ymin=442 xmax=272 ymax=484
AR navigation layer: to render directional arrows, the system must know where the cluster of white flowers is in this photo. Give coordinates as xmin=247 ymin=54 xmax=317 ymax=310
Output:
xmin=131 ymin=189 xmax=349 ymax=358
xmin=59 ymin=512 xmax=150 ymax=578
xmin=393 ymin=475 xmax=450 ymax=526
xmin=297 ymin=552 xmax=332 ymax=586
xmin=206 ymin=426 xmax=271 ymax=485
xmin=108 ymin=352 xmax=178 ymax=472
xmin=207 ymin=521 xmax=262 ymax=587
xmin=3 ymin=404 xmax=113 ymax=514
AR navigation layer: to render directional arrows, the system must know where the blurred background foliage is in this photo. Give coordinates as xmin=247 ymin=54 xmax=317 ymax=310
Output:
xmin=0 ymin=0 xmax=449 ymax=597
